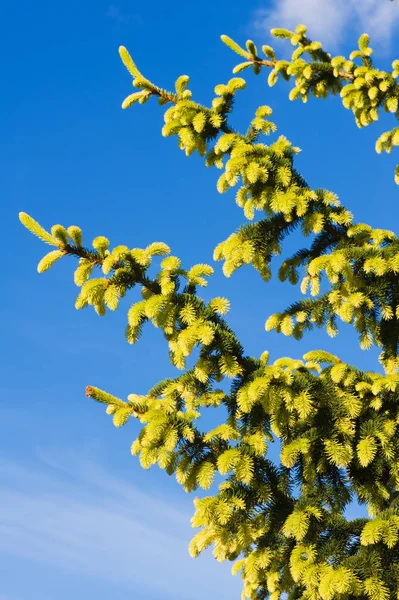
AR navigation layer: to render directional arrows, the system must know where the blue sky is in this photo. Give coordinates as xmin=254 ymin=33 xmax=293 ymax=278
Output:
xmin=2 ymin=1 xmax=399 ymax=599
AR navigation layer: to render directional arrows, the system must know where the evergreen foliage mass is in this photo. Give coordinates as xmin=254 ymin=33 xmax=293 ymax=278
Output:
xmin=20 ymin=12 xmax=399 ymax=600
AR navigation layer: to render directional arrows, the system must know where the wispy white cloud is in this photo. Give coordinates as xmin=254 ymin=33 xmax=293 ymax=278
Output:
xmin=0 ymin=455 xmax=239 ymax=600
xmin=107 ymin=5 xmax=143 ymax=27
xmin=254 ymin=0 xmax=399 ymax=48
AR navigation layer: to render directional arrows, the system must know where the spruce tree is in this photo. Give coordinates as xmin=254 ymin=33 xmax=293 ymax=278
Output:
xmin=20 ymin=14 xmax=399 ymax=600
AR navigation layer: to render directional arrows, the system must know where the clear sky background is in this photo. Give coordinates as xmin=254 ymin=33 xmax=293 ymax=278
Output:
xmin=2 ymin=1 xmax=399 ymax=599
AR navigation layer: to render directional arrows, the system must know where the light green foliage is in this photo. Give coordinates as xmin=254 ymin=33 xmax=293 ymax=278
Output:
xmin=20 ymin=11 xmax=399 ymax=600
xmin=37 ymin=250 xmax=64 ymax=273
xmin=19 ymin=212 xmax=58 ymax=246
xmin=222 ymin=25 xmax=399 ymax=185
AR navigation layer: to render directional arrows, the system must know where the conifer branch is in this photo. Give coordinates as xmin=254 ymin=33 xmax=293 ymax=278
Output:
xmin=19 ymin=22 xmax=399 ymax=599
xmin=222 ymin=28 xmax=399 ymax=184
xmin=63 ymin=242 xmax=163 ymax=295
xmin=116 ymin=45 xmax=399 ymax=360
